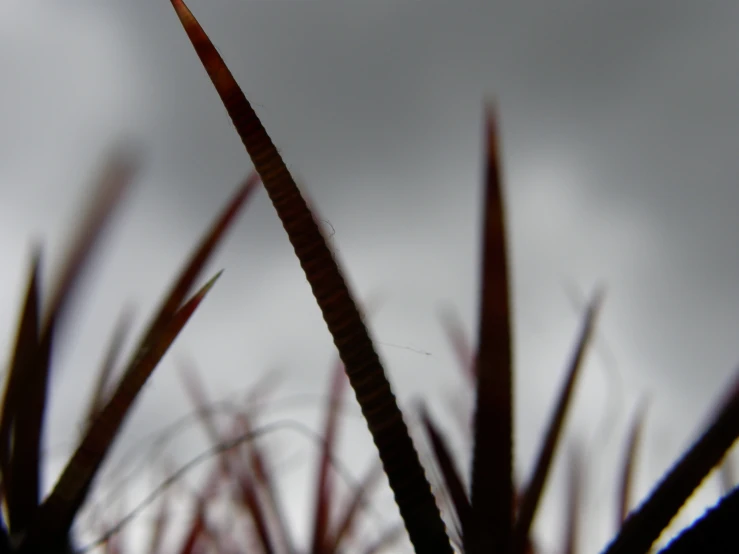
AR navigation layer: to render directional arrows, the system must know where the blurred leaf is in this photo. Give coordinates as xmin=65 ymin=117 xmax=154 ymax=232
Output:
xmin=310 ymin=360 xmax=347 ymax=554
xmin=511 ymin=289 xmax=603 ymax=554
xmin=618 ymin=398 xmax=650 ymax=529
xmin=24 ymin=273 xmax=221 ymax=551
xmin=563 ymin=444 xmax=583 ymax=554
xmin=2 ymin=148 xmax=138 ymax=547
xmin=420 ymin=405 xmax=473 ymax=549
xmin=83 ymin=307 xmax=136 ymax=435
xmin=605 ymin=367 xmax=739 ymax=554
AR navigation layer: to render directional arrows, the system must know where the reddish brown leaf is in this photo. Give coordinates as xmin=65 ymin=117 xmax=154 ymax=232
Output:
xmin=4 ymin=148 xmax=139 ymax=546
xmin=563 ymin=444 xmax=584 ymax=554
xmin=233 ymin=462 xmax=275 ymax=554
xmin=326 ymin=461 xmax=385 ymax=552
xmin=84 ymin=306 xmax=136 ymax=434
xmin=178 ymin=363 xmax=283 ymax=554
xmin=360 ymin=524 xmax=406 ymax=554
xmin=420 ymin=405 xmax=473 ymax=549
xmin=310 ymin=359 xmax=348 ymax=554
xmin=168 ymin=2 xmax=451 ymax=552
xmin=438 ymin=306 xmax=476 ymax=381
xmin=146 ymin=485 xmax=171 ymax=554
xmin=24 ymin=273 xmax=221 ymax=551
xmin=468 ymin=104 xmax=513 ymax=554
xmin=21 ymin=170 xmax=254 ymax=551
xmin=235 ymin=411 xmax=291 ymax=554
xmin=511 ymin=289 xmax=603 ymax=554
xmin=178 ymin=502 xmax=208 ymax=554
xmin=128 ymin=172 xmax=258 ymax=367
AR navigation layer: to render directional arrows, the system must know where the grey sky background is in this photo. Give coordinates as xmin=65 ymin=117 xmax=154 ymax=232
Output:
xmin=2 ymin=1 xmax=739 ymax=552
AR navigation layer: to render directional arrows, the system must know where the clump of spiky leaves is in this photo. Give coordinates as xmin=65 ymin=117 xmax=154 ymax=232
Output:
xmin=169 ymin=1 xmax=739 ymax=552
xmin=427 ymin=294 xmax=599 ymax=554
xmin=77 ymin=311 xmax=401 ymax=554
xmin=172 ymin=354 xmax=404 ymax=554
xmin=0 ymin=145 xmax=259 ymax=553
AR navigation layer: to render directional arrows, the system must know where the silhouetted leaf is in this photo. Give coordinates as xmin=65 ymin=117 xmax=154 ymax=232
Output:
xmin=605 ymin=368 xmax=739 ymax=554
xmin=168 ymin=2 xmax=452 ymax=551
xmin=420 ymin=405 xmax=473 ymax=549
xmin=511 ymin=289 xmax=603 ymax=554
xmin=468 ymin=105 xmax=513 ymax=554
xmin=22 ymin=273 xmax=221 ymax=552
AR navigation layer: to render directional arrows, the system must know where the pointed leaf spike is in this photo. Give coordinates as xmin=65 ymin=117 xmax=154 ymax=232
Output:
xmin=42 ymin=146 xmax=140 ymax=332
xmin=420 ymin=405 xmax=474 ymax=550
xmin=326 ymin=461 xmax=385 ymax=551
xmin=132 ymin=174 xmax=256 ymax=360
xmin=0 ymin=249 xmax=41 ymax=536
xmin=83 ymin=306 xmax=136 ymax=433
xmin=9 ymin=149 xmax=139 ymax=552
xmin=310 ymin=360 xmax=347 ymax=554
xmin=563 ymin=444 xmax=584 ymax=554
xmin=468 ymin=103 xmax=513 ymax=554
xmin=22 ymin=272 xmax=220 ymax=550
xmin=511 ymin=288 xmax=604 ymax=554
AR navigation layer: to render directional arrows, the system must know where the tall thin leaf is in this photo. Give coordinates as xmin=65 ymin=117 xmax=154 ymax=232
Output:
xmin=21 ymin=172 xmax=256 ymax=550
xmin=468 ymin=105 xmax=513 ymax=554
xmin=511 ymin=289 xmax=603 ymax=554
xmin=168 ymin=2 xmax=452 ymax=551
xmin=22 ymin=274 xmax=221 ymax=552
xmin=563 ymin=444 xmax=583 ymax=554
xmin=618 ymin=398 xmax=649 ymax=529
xmin=0 ymin=251 xmax=41 ymax=537
xmin=83 ymin=307 xmax=135 ymax=433
xmin=325 ymin=461 xmax=385 ymax=552
xmin=310 ymin=360 xmax=347 ymax=554
xmin=420 ymin=406 xmax=473 ymax=549
xmin=3 ymin=148 xmax=138 ymax=544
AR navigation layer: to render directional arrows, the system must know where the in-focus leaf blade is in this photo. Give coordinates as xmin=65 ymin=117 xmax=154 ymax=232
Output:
xmin=168 ymin=2 xmax=452 ymax=551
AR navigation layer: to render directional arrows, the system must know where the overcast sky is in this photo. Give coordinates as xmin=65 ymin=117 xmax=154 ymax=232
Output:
xmin=2 ymin=1 xmax=739 ymax=553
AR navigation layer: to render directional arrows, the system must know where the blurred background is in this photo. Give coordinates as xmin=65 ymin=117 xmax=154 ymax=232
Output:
xmin=2 ymin=0 xmax=739 ymax=552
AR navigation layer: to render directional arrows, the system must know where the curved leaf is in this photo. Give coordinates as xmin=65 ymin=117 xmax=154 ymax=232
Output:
xmin=168 ymin=2 xmax=452 ymax=551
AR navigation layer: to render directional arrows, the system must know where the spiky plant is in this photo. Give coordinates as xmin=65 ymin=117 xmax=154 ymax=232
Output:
xmin=0 ymin=149 xmax=258 ymax=553
xmin=168 ymin=1 xmax=739 ymax=553
xmin=171 ymin=354 xmax=404 ymax=554
xmin=79 ymin=354 xmax=402 ymax=554
xmin=423 ymin=285 xmax=601 ymax=554
xmin=67 ymin=292 xmax=397 ymax=553
xmin=432 ymin=301 xmax=737 ymax=553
